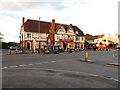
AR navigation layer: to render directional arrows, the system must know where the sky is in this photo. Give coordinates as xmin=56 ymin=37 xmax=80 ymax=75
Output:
xmin=0 ymin=0 xmax=119 ymax=42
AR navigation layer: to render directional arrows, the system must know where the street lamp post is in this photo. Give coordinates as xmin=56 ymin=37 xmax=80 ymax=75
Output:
xmin=38 ymin=17 xmax=41 ymax=53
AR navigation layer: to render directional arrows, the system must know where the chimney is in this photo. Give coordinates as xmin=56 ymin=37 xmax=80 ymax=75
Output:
xmin=22 ymin=17 xmax=25 ymax=25
xmin=70 ymin=24 xmax=72 ymax=26
xmin=52 ymin=19 xmax=55 ymax=31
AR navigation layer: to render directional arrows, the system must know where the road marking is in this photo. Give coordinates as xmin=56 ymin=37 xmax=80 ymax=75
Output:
xmin=9 ymin=65 xmax=18 ymax=68
xmin=5 ymin=67 xmax=118 ymax=82
xmin=2 ymin=67 xmax=8 ymax=69
xmin=19 ymin=64 xmax=27 ymax=67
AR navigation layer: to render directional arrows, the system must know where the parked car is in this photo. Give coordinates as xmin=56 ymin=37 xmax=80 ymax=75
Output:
xmin=9 ymin=46 xmax=20 ymax=50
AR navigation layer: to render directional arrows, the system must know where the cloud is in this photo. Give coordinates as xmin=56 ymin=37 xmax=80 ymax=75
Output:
xmin=0 ymin=0 xmax=119 ymax=42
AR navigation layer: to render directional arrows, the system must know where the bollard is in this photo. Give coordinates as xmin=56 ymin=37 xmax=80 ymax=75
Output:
xmin=9 ymin=50 xmax=11 ymax=55
xmin=16 ymin=49 xmax=18 ymax=54
xmin=85 ymin=52 xmax=89 ymax=60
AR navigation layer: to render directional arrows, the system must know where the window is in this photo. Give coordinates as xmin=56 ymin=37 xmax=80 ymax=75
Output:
xmin=81 ymin=37 xmax=84 ymax=41
xmin=103 ymin=40 xmax=106 ymax=42
xmin=64 ymin=35 xmax=68 ymax=39
xmin=67 ymin=27 xmax=72 ymax=33
xmin=76 ymin=36 xmax=79 ymax=41
xmin=57 ymin=27 xmax=64 ymax=34
xmin=57 ymin=35 xmax=62 ymax=39
xmin=32 ymin=33 xmax=38 ymax=38
xmin=68 ymin=29 xmax=72 ymax=33
xmin=76 ymin=31 xmax=79 ymax=34
xmin=70 ymin=36 xmax=74 ymax=39
xmin=26 ymin=33 xmax=31 ymax=38
xmin=40 ymin=34 xmax=46 ymax=39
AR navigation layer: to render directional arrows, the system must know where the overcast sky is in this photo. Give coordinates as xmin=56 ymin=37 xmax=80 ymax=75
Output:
xmin=0 ymin=0 xmax=119 ymax=42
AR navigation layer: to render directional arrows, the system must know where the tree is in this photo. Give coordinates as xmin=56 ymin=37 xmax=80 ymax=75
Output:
xmin=0 ymin=32 xmax=4 ymax=42
xmin=2 ymin=42 xmax=20 ymax=49
xmin=85 ymin=33 xmax=92 ymax=40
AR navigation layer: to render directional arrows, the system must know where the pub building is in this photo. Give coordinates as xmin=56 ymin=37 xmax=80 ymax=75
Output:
xmin=20 ymin=17 xmax=85 ymax=51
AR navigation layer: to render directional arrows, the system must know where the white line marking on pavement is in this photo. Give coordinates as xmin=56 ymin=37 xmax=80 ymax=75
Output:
xmin=2 ymin=67 xmax=8 ymax=69
xmin=9 ymin=65 xmax=18 ymax=68
xmin=19 ymin=64 xmax=27 ymax=67
xmin=28 ymin=64 xmax=33 ymax=65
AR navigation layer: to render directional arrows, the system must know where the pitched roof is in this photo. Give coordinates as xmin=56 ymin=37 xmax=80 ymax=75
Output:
xmin=22 ymin=19 xmax=51 ymax=33
xmin=97 ymin=34 xmax=104 ymax=38
xmin=88 ymin=36 xmax=98 ymax=40
xmin=72 ymin=26 xmax=84 ymax=36
xmin=22 ymin=19 xmax=84 ymax=35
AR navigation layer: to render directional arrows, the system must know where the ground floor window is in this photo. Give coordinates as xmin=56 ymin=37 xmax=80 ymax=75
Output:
xmin=75 ymin=43 xmax=80 ymax=49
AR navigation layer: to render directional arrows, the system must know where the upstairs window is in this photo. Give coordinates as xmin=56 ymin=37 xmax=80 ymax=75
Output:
xmin=57 ymin=35 xmax=62 ymax=39
xmin=64 ymin=35 xmax=68 ymax=39
xmin=26 ymin=33 xmax=31 ymax=38
xmin=40 ymin=34 xmax=46 ymax=39
xmin=57 ymin=27 xmax=64 ymax=34
xmin=69 ymin=36 xmax=74 ymax=39
xmin=76 ymin=36 xmax=79 ymax=41
xmin=32 ymin=33 xmax=38 ymax=38
xmin=81 ymin=37 xmax=84 ymax=41
xmin=67 ymin=27 xmax=72 ymax=33
xmin=76 ymin=31 xmax=79 ymax=34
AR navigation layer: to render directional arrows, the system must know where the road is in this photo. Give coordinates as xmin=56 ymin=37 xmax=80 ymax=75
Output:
xmin=1 ymin=49 xmax=119 ymax=88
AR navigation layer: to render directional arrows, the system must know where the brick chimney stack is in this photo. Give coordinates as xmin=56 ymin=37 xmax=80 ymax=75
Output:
xmin=22 ymin=17 xmax=25 ymax=25
xmin=70 ymin=24 xmax=72 ymax=26
xmin=52 ymin=19 xmax=55 ymax=32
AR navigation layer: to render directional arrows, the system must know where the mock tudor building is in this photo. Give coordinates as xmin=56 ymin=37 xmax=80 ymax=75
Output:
xmin=20 ymin=17 xmax=85 ymax=50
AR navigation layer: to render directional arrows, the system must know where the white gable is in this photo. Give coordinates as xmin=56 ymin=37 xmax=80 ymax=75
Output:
xmin=67 ymin=27 xmax=75 ymax=35
xmin=56 ymin=26 xmax=66 ymax=34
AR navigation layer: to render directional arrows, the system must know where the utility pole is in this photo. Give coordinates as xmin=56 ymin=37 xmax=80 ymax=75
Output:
xmin=38 ymin=17 xmax=41 ymax=53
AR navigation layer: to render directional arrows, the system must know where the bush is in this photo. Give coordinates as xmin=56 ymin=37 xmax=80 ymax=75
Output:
xmin=2 ymin=42 xmax=20 ymax=49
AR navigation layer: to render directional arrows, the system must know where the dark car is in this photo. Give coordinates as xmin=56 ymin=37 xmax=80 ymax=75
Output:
xmin=9 ymin=46 xmax=20 ymax=50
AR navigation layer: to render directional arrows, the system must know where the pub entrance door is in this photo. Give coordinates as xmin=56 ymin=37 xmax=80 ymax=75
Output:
xmin=63 ymin=42 xmax=68 ymax=50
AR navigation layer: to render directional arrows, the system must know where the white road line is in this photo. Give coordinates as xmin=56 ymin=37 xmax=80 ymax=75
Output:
xmin=2 ymin=67 xmax=8 ymax=69
xmin=9 ymin=65 xmax=18 ymax=68
xmin=19 ymin=64 xmax=27 ymax=67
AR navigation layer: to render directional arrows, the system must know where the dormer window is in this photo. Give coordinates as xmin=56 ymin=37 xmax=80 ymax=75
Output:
xmin=57 ymin=26 xmax=65 ymax=34
xmin=76 ymin=31 xmax=79 ymax=34
xmin=59 ymin=27 xmax=63 ymax=32
xmin=68 ymin=27 xmax=72 ymax=33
